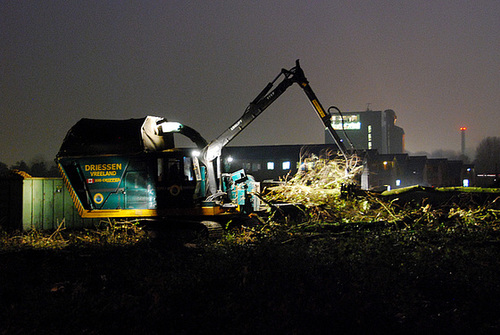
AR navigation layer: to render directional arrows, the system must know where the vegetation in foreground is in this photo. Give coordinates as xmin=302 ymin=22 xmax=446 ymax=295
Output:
xmin=2 ymin=157 xmax=500 ymax=334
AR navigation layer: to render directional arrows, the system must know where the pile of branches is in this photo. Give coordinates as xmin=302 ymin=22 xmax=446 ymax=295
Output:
xmin=265 ymin=153 xmax=362 ymax=206
xmin=263 ymin=153 xmax=500 ymax=229
xmin=263 ymin=153 xmax=376 ymax=223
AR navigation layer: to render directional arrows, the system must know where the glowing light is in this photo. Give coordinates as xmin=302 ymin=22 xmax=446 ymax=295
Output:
xmin=226 ymin=156 xmax=233 ymax=163
xmin=205 ymin=144 xmax=222 ymax=162
xmin=460 ymin=127 xmax=467 ymax=131
xmin=159 ymin=121 xmax=182 ymax=133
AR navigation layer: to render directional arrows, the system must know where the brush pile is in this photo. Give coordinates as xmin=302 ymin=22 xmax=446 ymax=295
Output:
xmin=263 ymin=153 xmax=500 ymax=228
xmin=263 ymin=153 xmax=374 ymax=222
xmin=266 ymin=153 xmax=361 ymax=202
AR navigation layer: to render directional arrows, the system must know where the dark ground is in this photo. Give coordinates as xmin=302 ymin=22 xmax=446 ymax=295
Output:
xmin=1 ymin=225 xmax=500 ymax=334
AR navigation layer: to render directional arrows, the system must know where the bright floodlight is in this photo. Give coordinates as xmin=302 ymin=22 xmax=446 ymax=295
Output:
xmin=159 ymin=121 xmax=182 ymax=133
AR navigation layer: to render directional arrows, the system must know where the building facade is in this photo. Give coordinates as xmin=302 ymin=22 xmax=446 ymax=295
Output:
xmin=325 ymin=109 xmax=405 ymax=154
xmin=222 ymin=144 xmax=334 ymax=182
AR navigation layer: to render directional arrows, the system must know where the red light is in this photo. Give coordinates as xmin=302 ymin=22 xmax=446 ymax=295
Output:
xmin=460 ymin=127 xmax=467 ymax=131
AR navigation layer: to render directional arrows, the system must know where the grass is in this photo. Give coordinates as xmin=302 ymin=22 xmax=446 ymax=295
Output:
xmin=2 ymin=209 xmax=500 ymax=334
xmin=0 ymin=218 xmax=145 ymax=251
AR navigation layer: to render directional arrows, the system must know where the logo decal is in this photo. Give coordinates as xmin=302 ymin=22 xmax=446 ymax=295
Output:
xmin=93 ymin=193 xmax=104 ymax=204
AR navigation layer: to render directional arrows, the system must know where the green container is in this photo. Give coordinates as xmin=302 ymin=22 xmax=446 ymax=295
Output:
xmin=0 ymin=175 xmax=98 ymax=231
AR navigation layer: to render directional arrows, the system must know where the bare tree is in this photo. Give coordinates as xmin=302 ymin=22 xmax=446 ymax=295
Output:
xmin=474 ymin=137 xmax=500 ymax=173
xmin=0 ymin=161 xmax=8 ymax=175
xmin=11 ymin=160 xmax=30 ymax=173
xmin=8 ymin=158 xmax=60 ymax=177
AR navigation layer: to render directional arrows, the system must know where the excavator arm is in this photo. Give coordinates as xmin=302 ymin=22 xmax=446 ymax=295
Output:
xmin=201 ymin=59 xmax=347 ymax=195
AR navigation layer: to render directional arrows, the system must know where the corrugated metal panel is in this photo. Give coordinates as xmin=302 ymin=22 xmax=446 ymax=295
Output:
xmin=22 ymin=178 xmax=99 ymax=230
xmin=0 ymin=176 xmax=99 ymax=231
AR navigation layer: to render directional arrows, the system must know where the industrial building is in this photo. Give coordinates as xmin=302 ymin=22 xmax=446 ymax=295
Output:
xmin=325 ymin=109 xmax=405 ymax=154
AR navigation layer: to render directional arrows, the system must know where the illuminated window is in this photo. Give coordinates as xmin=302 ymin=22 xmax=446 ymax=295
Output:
xmin=367 ymin=125 xmax=372 ymax=149
xmin=183 ymin=157 xmax=194 ymax=181
xmin=395 ymin=179 xmax=401 ymax=186
xmin=463 ymin=179 xmax=469 ymax=187
xmin=331 ymin=114 xmax=361 ymax=130
xmin=282 ymin=161 xmax=291 ymax=170
xmin=267 ymin=162 xmax=275 ymax=170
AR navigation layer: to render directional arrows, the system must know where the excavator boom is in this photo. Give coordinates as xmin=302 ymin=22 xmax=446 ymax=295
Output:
xmin=201 ymin=60 xmax=347 ymax=195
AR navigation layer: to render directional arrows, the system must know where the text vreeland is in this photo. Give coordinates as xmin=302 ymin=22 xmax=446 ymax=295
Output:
xmin=85 ymin=163 xmax=122 ymax=177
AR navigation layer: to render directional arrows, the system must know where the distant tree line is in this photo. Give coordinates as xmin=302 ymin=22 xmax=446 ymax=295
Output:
xmin=0 ymin=158 xmax=60 ymax=177
xmin=474 ymin=136 xmax=500 ymax=174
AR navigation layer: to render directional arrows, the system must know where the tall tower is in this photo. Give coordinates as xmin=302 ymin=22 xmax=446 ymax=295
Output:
xmin=460 ymin=127 xmax=467 ymax=156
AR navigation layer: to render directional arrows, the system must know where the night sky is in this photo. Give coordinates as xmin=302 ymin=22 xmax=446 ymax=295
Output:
xmin=2 ymin=1 xmax=499 ymax=166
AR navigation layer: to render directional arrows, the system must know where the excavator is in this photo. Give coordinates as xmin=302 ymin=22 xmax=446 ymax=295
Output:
xmin=56 ymin=60 xmax=347 ymax=234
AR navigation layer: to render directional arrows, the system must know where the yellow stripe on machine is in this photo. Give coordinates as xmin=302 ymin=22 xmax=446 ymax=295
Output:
xmin=58 ymin=163 xmax=86 ymax=217
xmin=80 ymin=209 xmax=158 ymax=218
xmin=312 ymin=99 xmax=326 ymax=118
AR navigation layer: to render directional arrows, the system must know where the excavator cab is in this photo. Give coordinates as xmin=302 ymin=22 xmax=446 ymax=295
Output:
xmin=155 ymin=150 xmax=200 ymax=209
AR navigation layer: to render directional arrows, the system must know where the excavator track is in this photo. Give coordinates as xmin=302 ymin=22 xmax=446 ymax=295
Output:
xmin=200 ymin=220 xmax=223 ymax=239
xmin=144 ymin=218 xmax=223 ymax=244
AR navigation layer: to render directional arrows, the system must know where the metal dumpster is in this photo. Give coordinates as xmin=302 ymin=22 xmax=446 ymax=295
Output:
xmin=0 ymin=173 xmax=98 ymax=231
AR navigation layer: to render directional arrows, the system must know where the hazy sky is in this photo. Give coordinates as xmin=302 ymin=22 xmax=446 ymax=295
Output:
xmin=2 ymin=1 xmax=499 ymax=166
